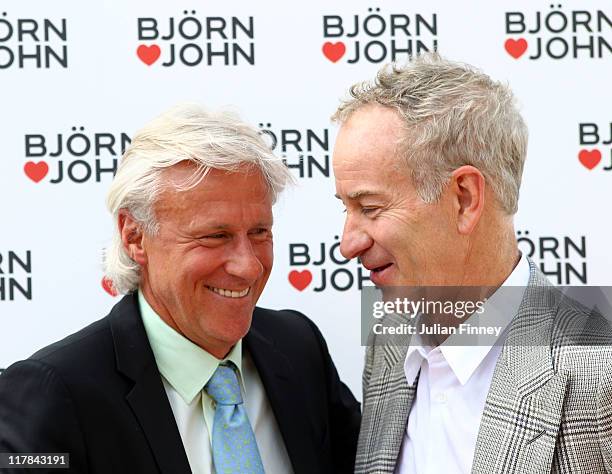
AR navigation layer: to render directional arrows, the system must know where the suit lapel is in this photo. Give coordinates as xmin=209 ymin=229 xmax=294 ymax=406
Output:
xmin=356 ymin=315 xmax=415 ymax=474
xmin=472 ymin=264 xmax=569 ymax=474
xmin=244 ymin=323 xmax=319 ymax=474
xmin=110 ymin=294 xmax=191 ymax=474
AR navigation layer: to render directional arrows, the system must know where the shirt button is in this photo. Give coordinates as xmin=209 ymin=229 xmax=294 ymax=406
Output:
xmin=434 ymin=392 xmax=447 ymax=404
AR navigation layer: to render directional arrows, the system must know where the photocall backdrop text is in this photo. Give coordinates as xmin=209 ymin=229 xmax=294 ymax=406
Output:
xmin=1 ymin=0 xmax=611 ymax=398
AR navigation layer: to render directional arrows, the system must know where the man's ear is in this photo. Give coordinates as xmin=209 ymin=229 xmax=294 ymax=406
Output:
xmin=118 ymin=209 xmax=147 ymax=265
xmin=450 ymin=165 xmax=485 ymax=235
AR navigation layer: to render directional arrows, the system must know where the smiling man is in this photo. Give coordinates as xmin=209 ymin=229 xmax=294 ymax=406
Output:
xmin=0 ymin=104 xmax=360 ymax=474
xmin=332 ymin=54 xmax=612 ymax=473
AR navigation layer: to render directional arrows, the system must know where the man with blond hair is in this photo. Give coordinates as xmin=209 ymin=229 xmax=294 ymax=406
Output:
xmin=332 ymin=54 xmax=612 ymax=473
xmin=0 ymin=104 xmax=360 ymax=473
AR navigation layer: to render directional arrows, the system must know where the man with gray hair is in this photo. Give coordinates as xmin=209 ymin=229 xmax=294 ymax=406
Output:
xmin=0 ymin=104 xmax=360 ymax=473
xmin=332 ymin=54 xmax=612 ymax=473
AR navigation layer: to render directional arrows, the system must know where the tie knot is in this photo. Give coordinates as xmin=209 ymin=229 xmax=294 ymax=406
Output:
xmin=205 ymin=363 xmax=242 ymax=405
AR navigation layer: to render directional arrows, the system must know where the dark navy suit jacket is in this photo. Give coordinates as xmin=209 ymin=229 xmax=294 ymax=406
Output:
xmin=0 ymin=293 xmax=360 ymax=473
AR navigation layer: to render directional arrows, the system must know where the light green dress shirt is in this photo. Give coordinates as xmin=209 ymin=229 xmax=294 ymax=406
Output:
xmin=138 ymin=291 xmax=244 ymax=445
xmin=138 ymin=291 xmax=294 ymax=474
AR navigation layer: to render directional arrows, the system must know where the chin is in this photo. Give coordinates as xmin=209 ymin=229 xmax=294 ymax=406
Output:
xmin=225 ymin=317 xmax=253 ymax=339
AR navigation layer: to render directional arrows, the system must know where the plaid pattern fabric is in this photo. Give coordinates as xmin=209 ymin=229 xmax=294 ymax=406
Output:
xmin=356 ymin=259 xmax=612 ymax=473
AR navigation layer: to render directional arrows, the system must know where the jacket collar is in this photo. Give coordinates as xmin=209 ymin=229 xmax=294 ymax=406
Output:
xmin=471 ymin=259 xmax=570 ymax=472
xmin=244 ymin=309 xmax=322 ymax=474
xmin=109 ymin=293 xmax=192 ymax=474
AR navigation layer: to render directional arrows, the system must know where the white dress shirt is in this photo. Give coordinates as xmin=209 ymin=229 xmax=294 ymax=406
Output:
xmin=139 ymin=292 xmax=294 ymax=474
xmin=395 ymin=254 xmax=530 ymax=473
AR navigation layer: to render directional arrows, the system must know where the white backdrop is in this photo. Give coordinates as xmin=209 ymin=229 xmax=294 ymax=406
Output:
xmin=1 ymin=0 xmax=611 ymax=399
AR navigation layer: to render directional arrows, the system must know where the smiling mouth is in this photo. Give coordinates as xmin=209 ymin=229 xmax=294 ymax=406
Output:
xmin=371 ymin=263 xmax=392 ymax=273
xmin=206 ymin=286 xmax=250 ymax=298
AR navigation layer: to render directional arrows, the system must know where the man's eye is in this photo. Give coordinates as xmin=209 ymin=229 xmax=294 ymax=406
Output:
xmin=203 ymin=234 xmax=225 ymax=239
xmin=361 ymin=207 xmax=378 ymax=215
xmin=250 ymin=228 xmax=270 ymax=237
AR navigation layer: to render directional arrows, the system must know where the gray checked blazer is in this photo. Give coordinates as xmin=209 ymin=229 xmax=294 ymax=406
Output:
xmin=356 ymin=259 xmax=612 ymax=473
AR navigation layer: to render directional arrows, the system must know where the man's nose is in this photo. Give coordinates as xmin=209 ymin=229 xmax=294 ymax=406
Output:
xmin=339 ymin=216 xmax=373 ymax=260
xmin=226 ymin=238 xmax=264 ymax=282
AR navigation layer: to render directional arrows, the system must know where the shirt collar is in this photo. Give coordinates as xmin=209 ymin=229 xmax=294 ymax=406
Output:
xmin=404 ymin=253 xmax=530 ymax=386
xmin=138 ymin=291 xmax=244 ymax=404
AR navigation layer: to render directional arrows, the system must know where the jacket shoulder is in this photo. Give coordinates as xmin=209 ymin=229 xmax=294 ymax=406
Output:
xmin=551 ymin=292 xmax=612 ymax=376
xmin=250 ymin=306 xmax=328 ymax=362
xmin=252 ymin=306 xmax=318 ymax=333
xmin=6 ymin=296 xmax=136 ymax=382
xmin=30 ymin=316 xmax=111 ymax=365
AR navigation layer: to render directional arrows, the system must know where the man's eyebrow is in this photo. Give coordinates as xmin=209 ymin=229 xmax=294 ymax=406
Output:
xmin=205 ymin=220 xmax=274 ymax=229
xmin=192 ymin=220 xmax=273 ymax=233
xmin=254 ymin=220 xmax=274 ymax=227
xmin=198 ymin=224 xmax=230 ymax=231
xmin=335 ymin=190 xmax=380 ymax=200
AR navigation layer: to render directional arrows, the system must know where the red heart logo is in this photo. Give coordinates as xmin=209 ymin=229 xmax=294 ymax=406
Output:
xmin=102 ymin=276 xmax=118 ymax=297
xmin=288 ymin=270 xmax=313 ymax=291
xmin=504 ymin=38 xmax=528 ymax=59
xmin=24 ymin=161 xmax=49 ymax=183
xmin=578 ymin=149 xmax=602 ymax=170
xmin=322 ymin=42 xmax=346 ymax=63
xmin=137 ymin=44 xmax=161 ymax=65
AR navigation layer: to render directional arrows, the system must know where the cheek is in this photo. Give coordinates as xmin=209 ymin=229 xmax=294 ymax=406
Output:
xmin=255 ymin=240 xmax=273 ymax=263
xmin=372 ymin=220 xmax=409 ymax=253
xmin=182 ymin=247 xmax=225 ymax=280
xmin=372 ymin=221 xmax=424 ymax=268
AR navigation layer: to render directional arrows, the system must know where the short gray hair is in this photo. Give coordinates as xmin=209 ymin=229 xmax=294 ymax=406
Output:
xmin=332 ymin=53 xmax=528 ymax=215
xmin=104 ymin=103 xmax=293 ymax=295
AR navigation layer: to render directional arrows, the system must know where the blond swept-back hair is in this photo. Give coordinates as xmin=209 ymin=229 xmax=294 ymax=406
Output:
xmin=332 ymin=53 xmax=528 ymax=215
xmin=104 ymin=103 xmax=293 ymax=295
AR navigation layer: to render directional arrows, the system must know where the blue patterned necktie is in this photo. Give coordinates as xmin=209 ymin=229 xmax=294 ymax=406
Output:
xmin=205 ymin=362 xmax=265 ymax=474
